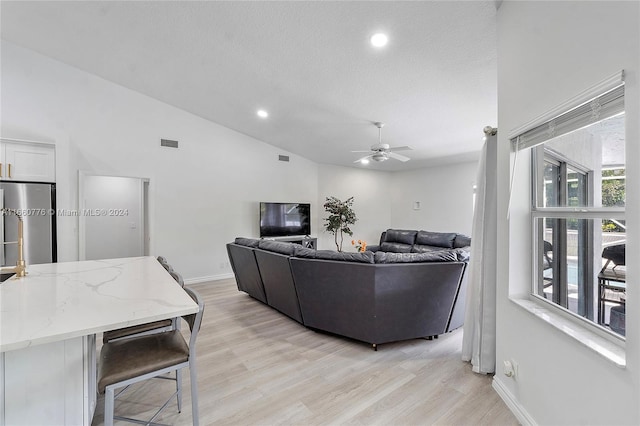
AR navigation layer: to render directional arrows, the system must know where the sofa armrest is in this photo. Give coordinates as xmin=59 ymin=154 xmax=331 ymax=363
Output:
xmin=366 ymin=245 xmax=381 ymax=252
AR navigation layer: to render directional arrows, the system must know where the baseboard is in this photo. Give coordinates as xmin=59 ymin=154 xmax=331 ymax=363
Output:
xmin=492 ymin=377 xmax=536 ymax=426
xmin=184 ymin=273 xmax=234 ymax=285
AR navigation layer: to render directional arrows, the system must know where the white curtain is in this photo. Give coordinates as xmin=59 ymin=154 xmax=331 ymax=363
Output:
xmin=461 ymin=130 xmax=498 ymax=374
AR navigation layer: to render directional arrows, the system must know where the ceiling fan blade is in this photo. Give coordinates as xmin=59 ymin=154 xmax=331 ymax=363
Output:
xmin=353 ymin=154 xmax=373 ymax=163
xmin=388 ymin=152 xmax=411 ymax=162
xmin=388 ymin=146 xmax=413 ymax=152
xmin=350 ymin=150 xmax=372 ymax=153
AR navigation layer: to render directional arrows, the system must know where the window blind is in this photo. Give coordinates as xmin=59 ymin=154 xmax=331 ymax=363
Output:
xmin=513 ymin=84 xmax=624 ymax=151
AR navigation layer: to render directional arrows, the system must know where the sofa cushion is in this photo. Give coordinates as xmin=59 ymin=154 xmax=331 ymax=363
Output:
xmin=374 ymin=251 xmax=458 ymax=264
xmin=411 ymin=245 xmax=441 ymax=253
xmin=380 ymin=242 xmax=413 ymax=253
xmin=313 ymin=250 xmax=375 ymax=264
xmin=384 ymin=229 xmax=418 ymax=245
xmin=415 ymin=231 xmax=457 ymax=248
xmin=293 ymin=246 xmax=317 ymax=258
xmin=257 ymin=240 xmax=296 ymax=255
xmin=234 ymin=237 xmax=260 ymax=248
xmin=454 ymin=234 xmax=472 ymax=248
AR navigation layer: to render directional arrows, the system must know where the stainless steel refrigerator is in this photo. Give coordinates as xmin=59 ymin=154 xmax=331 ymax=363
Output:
xmin=1 ymin=182 xmax=56 ymax=269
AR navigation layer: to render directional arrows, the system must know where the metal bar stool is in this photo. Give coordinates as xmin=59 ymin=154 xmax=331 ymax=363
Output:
xmin=98 ymin=287 xmax=204 ymax=426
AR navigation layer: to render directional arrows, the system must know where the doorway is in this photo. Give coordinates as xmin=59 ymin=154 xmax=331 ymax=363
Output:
xmin=79 ymin=173 xmax=150 ymax=261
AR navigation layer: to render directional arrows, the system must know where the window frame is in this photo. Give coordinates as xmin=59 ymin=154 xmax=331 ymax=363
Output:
xmin=529 ymin=150 xmax=626 ymax=340
xmin=508 ymin=71 xmax=628 ymax=362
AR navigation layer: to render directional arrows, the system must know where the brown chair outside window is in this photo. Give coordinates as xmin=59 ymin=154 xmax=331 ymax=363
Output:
xmin=598 ymin=243 xmax=626 ymax=328
xmin=98 ymin=287 xmax=205 ymax=426
xmin=542 ymin=240 xmax=554 ymax=289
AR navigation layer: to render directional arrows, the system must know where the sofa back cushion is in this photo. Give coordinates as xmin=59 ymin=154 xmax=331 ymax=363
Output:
xmin=293 ymin=246 xmax=317 ymax=258
xmin=234 ymin=237 xmax=260 ymax=248
xmin=454 ymin=234 xmax=472 ymax=248
xmin=374 ymin=250 xmax=458 ymax=264
xmin=257 ymin=240 xmax=296 ymax=255
xmin=384 ymin=229 xmax=418 ymax=245
xmin=415 ymin=231 xmax=457 ymax=248
xmin=312 ymin=250 xmax=375 ymax=264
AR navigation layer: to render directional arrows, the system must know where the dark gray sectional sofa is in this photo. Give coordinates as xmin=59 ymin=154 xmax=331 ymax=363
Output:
xmin=226 ymin=229 xmax=470 ymax=349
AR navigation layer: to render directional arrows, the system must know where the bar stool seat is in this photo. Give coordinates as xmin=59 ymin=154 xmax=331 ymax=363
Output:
xmin=98 ymin=330 xmax=189 ymax=392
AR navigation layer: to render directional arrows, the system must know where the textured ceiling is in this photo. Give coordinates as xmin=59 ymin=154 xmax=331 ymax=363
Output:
xmin=1 ymin=1 xmax=498 ymax=171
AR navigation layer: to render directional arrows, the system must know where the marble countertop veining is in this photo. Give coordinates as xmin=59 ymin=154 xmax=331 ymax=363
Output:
xmin=0 ymin=256 xmax=198 ymax=352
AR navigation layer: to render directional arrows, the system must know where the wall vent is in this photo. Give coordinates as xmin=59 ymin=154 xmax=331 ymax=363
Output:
xmin=161 ymin=139 xmax=179 ymax=148
xmin=278 ymin=155 xmax=290 ymax=162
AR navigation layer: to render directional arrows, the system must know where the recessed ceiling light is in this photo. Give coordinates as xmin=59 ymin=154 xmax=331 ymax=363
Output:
xmin=361 ymin=158 xmax=370 ymax=165
xmin=257 ymin=109 xmax=269 ymax=118
xmin=370 ymin=33 xmax=388 ymax=48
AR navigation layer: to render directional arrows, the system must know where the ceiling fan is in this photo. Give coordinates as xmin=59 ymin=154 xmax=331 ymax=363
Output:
xmin=352 ymin=122 xmax=412 ymax=163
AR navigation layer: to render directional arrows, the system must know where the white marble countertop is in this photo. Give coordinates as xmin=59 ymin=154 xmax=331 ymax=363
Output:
xmin=0 ymin=256 xmax=198 ymax=352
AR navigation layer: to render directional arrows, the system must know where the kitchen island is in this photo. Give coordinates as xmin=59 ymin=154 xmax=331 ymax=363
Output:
xmin=0 ymin=256 xmax=198 ymax=425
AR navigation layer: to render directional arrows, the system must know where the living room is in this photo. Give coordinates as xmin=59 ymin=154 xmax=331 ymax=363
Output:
xmin=2 ymin=1 xmax=639 ymax=425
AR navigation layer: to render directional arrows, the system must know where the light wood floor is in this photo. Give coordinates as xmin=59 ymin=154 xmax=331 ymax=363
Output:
xmin=92 ymin=278 xmax=518 ymax=426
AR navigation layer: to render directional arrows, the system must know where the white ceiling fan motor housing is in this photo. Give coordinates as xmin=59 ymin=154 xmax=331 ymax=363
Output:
xmin=371 ymin=143 xmax=390 ymax=151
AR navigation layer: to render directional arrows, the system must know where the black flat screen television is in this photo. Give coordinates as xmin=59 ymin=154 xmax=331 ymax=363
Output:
xmin=260 ymin=202 xmax=311 ymax=238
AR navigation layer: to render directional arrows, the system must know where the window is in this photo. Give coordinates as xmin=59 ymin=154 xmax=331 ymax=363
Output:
xmin=513 ymin=77 xmax=626 ymax=337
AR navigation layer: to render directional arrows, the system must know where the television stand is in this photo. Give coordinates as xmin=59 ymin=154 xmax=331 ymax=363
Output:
xmin=270 ymin=236 xmax=317 ymax=249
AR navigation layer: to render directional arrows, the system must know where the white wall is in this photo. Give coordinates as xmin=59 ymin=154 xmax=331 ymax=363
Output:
xmin=1 ymin=40 xmax=319 ymax=281
xmin=496 ymin=2 xmax=640 ymax=424
xmin=390 ymin=161 xmax=477 ymax=236
xmin=317 ymin=164 xmax=392 ymax=251
xmin=1 ymin=40 xmax=482 ymax=281
xmin=315 ymin=161 xmax=477 ymax=251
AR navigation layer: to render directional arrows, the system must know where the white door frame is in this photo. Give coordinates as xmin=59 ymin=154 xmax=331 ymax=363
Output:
xmin=78 ymin=171 xmax=150 ymax=261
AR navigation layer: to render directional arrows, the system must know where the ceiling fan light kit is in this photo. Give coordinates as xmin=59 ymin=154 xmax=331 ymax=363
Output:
xmin=352 ymin=122 xmax=412 ymax=164
xmin=372 ymin=152 xmax=388 ymax=162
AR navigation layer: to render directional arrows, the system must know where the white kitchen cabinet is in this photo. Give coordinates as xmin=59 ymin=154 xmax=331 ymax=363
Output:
xmin=1 ymin=335 xmax=96 ymax=426
xmin=0 ymin=139 xmax=56 ymax=182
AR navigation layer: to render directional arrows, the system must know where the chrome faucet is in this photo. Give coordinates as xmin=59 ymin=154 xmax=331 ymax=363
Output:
xmin=0 ymin=208 xmax=27 ymax=277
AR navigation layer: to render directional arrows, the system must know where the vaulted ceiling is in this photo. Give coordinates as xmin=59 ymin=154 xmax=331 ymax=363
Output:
xmin=1 ymin=1 xmax=498 ymax=171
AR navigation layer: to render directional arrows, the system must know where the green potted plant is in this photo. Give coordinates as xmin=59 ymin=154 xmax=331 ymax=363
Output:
xmin=323 ymin=196 xmax=357 ymax=251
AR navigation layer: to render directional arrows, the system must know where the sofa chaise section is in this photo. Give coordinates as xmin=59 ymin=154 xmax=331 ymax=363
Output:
xmin=290 ymin=255 xmax=466 ymax=348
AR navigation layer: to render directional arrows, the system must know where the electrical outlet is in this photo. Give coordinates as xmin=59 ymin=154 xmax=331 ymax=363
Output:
xmin=503 ymin=360 xmax=515 ymax=378
xmin=503 ymin=360 xmax=518 ymax=378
